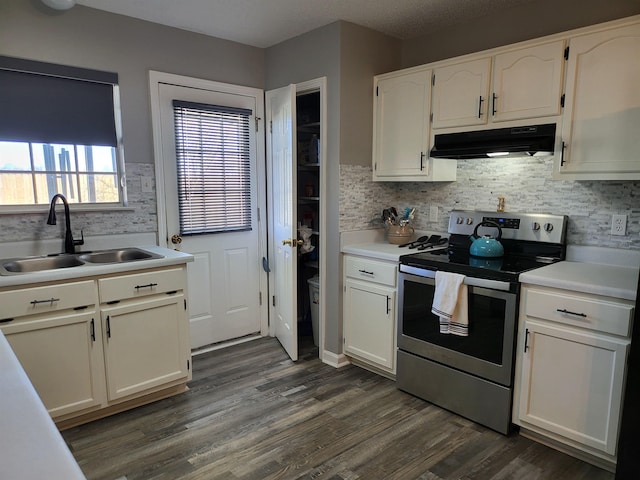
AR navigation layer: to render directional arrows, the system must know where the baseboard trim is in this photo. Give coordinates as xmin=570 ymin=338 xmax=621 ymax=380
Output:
xmin=519 ymin=427 xmax=616 ymax=473
xmin=322 ymin=350 xmax=350 ymax=368
xmin=192 ymin=334 xmax=262 ymax=356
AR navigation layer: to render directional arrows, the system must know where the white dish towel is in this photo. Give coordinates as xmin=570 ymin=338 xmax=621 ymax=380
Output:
xmin=431 ymin=271 xmax=469 ymax=336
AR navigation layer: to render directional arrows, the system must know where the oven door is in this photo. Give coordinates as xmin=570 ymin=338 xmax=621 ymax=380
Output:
xmin=398 ymin=269 xmax=517 ymax=387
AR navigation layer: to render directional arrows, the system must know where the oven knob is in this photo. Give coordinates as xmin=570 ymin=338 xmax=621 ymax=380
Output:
xmin=532 ymin=222 xmax=541 ymax=231
xmin=466 ymin=218 xmax=474 ymax=225
xmin=456 ymin=217 xmax=464 ymax=224
xmin=544 ymin=223 xmax=554 ymax=232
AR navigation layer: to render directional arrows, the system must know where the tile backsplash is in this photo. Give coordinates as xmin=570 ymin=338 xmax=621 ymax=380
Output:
xmin=340 ymin=157 xmax=640 ymax=250
xmin=0 ymin=163 xmax=157 ymax=245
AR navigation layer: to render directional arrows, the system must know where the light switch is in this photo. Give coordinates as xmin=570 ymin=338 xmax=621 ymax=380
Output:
xmin=141 ymin=176 xmax=153 ymax=193
xmin=429 ymin=206 xmax=438 ymax=222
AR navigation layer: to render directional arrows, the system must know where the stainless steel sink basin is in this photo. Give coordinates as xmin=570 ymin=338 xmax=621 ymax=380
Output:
xmin=1 ymin=254 xmax=84 ymax=274
xmin=0 ymin=248 xmax=164 ymax=275
xmin=79 ymin=247 xmax=163 ymax=264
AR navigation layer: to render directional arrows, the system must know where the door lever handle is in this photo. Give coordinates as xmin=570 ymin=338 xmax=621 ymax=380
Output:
xmin=282 ymin=238 xmax=303 ymax=247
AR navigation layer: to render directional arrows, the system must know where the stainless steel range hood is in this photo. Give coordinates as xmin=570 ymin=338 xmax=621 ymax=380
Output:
xmin=430 ymin=123 xmax=556 ymax=159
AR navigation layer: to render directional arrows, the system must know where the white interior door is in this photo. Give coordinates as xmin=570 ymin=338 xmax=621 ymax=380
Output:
xmin=266 ymin=85 xmax=298 ymax=361
xmin=156 ymin=82 xmax=262 ymax=349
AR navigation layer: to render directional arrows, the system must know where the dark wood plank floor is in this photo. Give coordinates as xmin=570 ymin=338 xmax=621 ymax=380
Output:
xmin=62 ymin=337 xmax=614 ymax=480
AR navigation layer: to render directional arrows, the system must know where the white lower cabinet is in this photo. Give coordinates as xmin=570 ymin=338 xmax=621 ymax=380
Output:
xmin=514 ymin=284 xmax=633 ymax=464
xmin=343 ymin=255 xmax=397 ymax=376
xmin=102 ymin=294 xmax=189 ymax=401
xmin=2 ymin=309 xmax=106 ymax=419
xmin=0 ymin=264 xmax=191 ymax=427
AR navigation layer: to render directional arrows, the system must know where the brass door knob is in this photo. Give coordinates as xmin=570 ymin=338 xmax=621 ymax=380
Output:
xmin=171 ymin=234 xmax=183 ymax=245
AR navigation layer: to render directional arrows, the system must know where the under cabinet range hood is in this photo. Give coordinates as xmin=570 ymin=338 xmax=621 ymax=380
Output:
xmin=430 ymin=123 xmax=556 ymax=159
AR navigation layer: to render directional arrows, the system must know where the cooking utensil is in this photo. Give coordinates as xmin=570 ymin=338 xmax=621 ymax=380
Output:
xmin=398 ymin=234 xmax=429 ymax=248
xmin=470 ymin=221 xmax=504 ymax=258
xmin=411 ymin=234 xmax=441 ymax=250
xmin=417 ymin=237 xmax=447 ymax=250
xmin=418 ymin=238 xmax=449 ymax=250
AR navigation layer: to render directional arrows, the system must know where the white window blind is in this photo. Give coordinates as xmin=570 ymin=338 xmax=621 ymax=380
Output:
xmin=173 ymin=100 xmax=252 ymax=235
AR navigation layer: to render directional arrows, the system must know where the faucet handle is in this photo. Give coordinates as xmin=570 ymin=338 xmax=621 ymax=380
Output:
xmin=74 ymin=230 xmax=85 ymax=247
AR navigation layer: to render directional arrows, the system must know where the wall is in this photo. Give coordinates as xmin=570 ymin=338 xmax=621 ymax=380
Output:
xmin=265 ymin=22 xmax=399 ymax=355
xmin=265 ymin=22 xmax=342 ymax=355
xmin=0 ymin=1 xmax=264 ymax=246
xmin=348 ymin=4 xmax=640 ymax=252
xmin=339 ymin=24 xmax=401 ymax=167
xmin=340 ymin=160 xmax=640 ymax=250
xmin=401 ymin=0 xmax=640 ymax=67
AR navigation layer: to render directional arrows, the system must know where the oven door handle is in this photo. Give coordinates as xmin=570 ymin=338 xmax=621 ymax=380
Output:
xmin=399 ymin=264 xmax=513 ymax=292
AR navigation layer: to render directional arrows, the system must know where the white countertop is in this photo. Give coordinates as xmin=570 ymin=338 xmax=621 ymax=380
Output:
xmin=520 ymin=261 xmax=639 ymax=301
xmin=0 ymin=331 xmax=86 ymax=480
xmin=341 ymin=229 xmax=447 ymax=262
xmin=0 ymin=246 xmax=193 ymax=288
xmin=342 ymin=242 xmax=419 ymax=262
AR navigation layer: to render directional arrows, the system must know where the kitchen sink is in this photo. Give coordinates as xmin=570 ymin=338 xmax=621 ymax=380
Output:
xmin=1 ymin=254 xmax=84 ymax=274
xmin=0 ymin=248 xmax=164 ymax=275
xmin=79 ymin=247 xmax=163 ymax=264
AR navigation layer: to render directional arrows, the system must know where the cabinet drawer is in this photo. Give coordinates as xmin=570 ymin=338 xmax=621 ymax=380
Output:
xmin=0 ymin=280 xmax=96 ymax=320
xmin=345 ymin=256 xmax=397 ymax=287
xmin=98 ymin=268 xmax=185 ymax=304
xmin=524 ymin=288 xmax=633 ymax=337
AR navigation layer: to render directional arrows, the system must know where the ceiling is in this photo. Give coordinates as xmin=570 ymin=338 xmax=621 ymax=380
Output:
xmin=75 ymin=0 xmax=537 ymax=48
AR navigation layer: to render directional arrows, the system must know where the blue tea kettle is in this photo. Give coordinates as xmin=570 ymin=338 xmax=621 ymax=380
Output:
xmin=470 ymin=221 xmax=504 ymax=258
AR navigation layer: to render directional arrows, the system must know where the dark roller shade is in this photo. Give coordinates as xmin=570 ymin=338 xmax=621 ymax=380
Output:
xmin=0 ymin=56 xmax=118 ymax=146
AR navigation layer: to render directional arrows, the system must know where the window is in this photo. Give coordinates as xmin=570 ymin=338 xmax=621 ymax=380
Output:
xmin=172 ymin=100 xmax=252 ymax=235
xmin=0 ymin=56 xmax=124 ymax=206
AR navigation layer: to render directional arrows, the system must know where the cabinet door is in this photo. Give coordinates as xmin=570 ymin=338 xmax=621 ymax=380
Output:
xmin=343 ymin=279 xmax=395 ymax=371
xmin=101 ymin=294 xmax=189 ymax=401
xmin=432 ymin=58 xmax=491 ymax=129
xmin=559 ymin=23 xmax=640 ymax=177
xmin=373 ymin=69 xmax=431 ymax=178
xmin=492 ymin=41 xmax=565 ymax=122
xmin=2 ymin=311 xmax=106 ymax=419
xmin=518 ymin=320 xmax=628 ymax=455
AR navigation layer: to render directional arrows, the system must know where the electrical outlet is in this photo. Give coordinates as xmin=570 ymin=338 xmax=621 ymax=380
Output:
xmin=611 ymin=214 xmax=627 ymax=236
xmin=429 ymin=206 xmax=438 ymax=222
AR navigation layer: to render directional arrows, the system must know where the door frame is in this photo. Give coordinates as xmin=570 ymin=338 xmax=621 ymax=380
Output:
xmin=148 ymin=70 xmax=269 ymax=338
xmin=266 ymin=77 xmax=327 ymax=360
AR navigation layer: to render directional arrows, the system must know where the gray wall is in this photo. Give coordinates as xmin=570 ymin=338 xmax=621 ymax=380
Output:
xmin=358 ymin=0 xmax=640 ymax=254
xmin=265 ymin=21 xmax=399 ymax=355
xmin=265 ymin=22 xmax=343 ymax=354
xmin=0 ymin=1 xmax=263 ymax=243
xmin=402 ymin=0 xmax=640 ymax=67
xmin=339 ymin=24 xmax=401 ymax=167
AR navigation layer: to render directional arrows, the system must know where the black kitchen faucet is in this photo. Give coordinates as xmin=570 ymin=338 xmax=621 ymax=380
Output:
xmin=47 ymin=193 xmax=84 ymax=254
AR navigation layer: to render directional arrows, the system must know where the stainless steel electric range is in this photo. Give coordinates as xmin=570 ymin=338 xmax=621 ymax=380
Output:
xmin=397 ymin=210 xmax=568 ymax=434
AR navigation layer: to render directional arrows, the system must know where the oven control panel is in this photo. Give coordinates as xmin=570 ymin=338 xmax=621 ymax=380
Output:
xmin=449 ymin=210 xmax=567 ymax=244
xmin=483 ymin=216 xmax=521 ymax=229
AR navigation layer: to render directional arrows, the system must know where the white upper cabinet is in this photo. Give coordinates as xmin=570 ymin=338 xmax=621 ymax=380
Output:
xmin=492 ymin=41 xmax=565 ymax=122
xmin=373 ymin=69 xmax=431 ymax=178
xmin=373 ymin=69 xmax=457 ymax=182
xmin=432 ymin=41 xmax=565 ymax=130
xmin=557 ymin=22 xmax=640 ymax=180
xmin=432 ymin=58 xmax=491 ymax=129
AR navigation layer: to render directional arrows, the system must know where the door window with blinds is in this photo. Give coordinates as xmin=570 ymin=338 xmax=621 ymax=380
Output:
xmin=172 ymin=100 xmax=252 ymax=235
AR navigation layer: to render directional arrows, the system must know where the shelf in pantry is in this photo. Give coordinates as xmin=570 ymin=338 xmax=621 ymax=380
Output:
xmin=298 ymin=196 xmax=320 ymax=203
xmin=297 ymin=122 xmax=320 ymax=132
xmin=298 ymin=162 xmax=320 ymax=170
